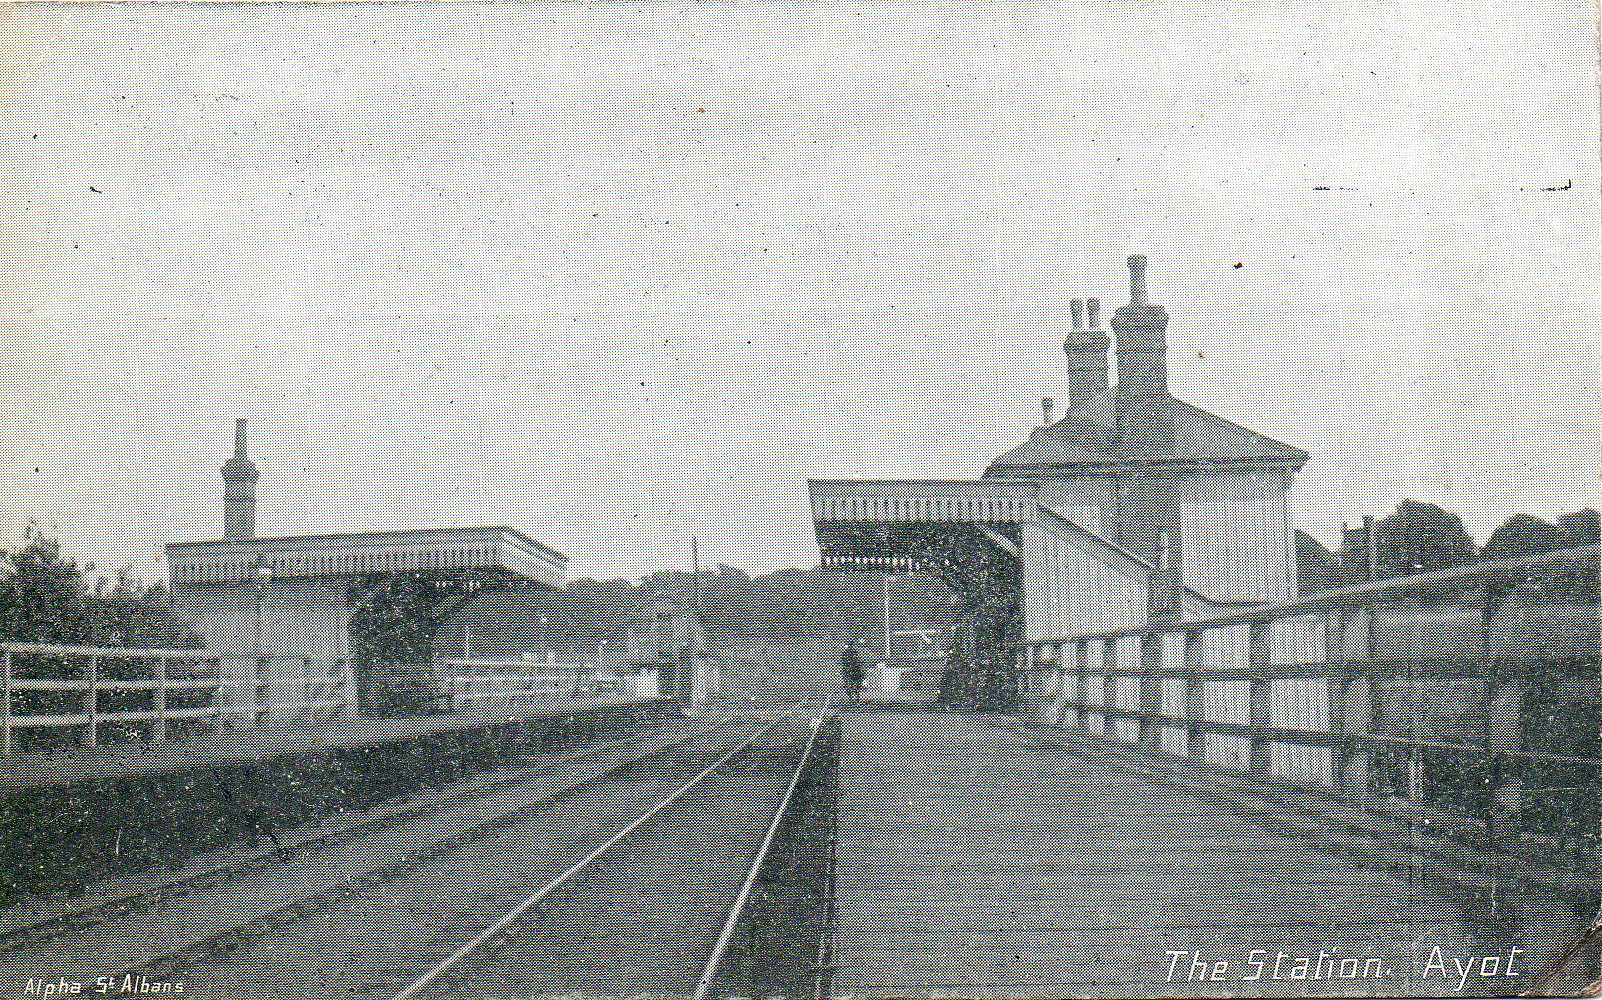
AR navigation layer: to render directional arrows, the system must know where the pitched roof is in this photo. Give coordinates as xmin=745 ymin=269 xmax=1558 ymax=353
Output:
xmin=1295 ymin=530 xmax=1348 ymax=594
xmin=985 ymin=389 xmax=1308 ymax=475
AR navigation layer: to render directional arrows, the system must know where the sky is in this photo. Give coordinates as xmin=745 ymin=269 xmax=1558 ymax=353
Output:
xmin=0 ymin=0 xmax=1597 ymax=584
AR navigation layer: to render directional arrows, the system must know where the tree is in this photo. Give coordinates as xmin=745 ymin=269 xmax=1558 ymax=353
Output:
xmin=1558 ymin=509 xmax=1600 ymax=547
xmin=87 ymin=577 xmax=201 ymax=648
xmin=1373 ymin=499 xmax=1476 ymax=577
xmin=0 ymin=535 xmax=91 ymax=644
xmin=0 ymin=535 xmax=201 ymax=649
xmin=1482 ymin=514 xmax=1565 ymax=561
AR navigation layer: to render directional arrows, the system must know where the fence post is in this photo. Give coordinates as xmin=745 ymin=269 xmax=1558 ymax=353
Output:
xmin=341 ymin=659 xmax=359 ymax=717
xmin=1324 ymin=612 xmax=1348 ymax=791
xmin=1073 ymin=640 xmax=1089 ymax=728
xmin=2 ymin=648 xmax=11 ymax=753
xmin=1342 ymin=607 xmax=1371 ymax=661
xmin=1186 ymin=634 xmax=1207 ymax=763
xmin=1339 ymin=608 xmax=1375 ymax=795
xmin=1067 ymin=664 xmax=1084 ymax=729
xmin=85 ymin=654 xmax=98 ymax=748
xmin=1247 ymin=623 xmax=1271 ymax=773
xmin=1336 ymin=673 xmax=1372 ymax=796
xmin=222 ymin=656 xmax=237 ymax=732
xmin=253 ymin=657 xmax=268 ymax=727
xmin=154 ymin=656 xmax=167 ymax=744
xmin=210 ymin=656 xmax=224 ymax=737
xmin=1484 ymin=677 xmax=1528 ymax=841
xmin=1139 ymin=636 xmax=1164 ymax=749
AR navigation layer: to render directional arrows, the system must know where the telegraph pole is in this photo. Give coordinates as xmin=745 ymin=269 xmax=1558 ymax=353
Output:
xmin=691 ymin=535 xmax=701 ymax=614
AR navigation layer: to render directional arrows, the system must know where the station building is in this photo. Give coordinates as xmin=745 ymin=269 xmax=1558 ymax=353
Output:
xmin=810 ymin=256 xmax=1310 ymax=644
xmin=164 ymin=420 xmax=568 ymax=713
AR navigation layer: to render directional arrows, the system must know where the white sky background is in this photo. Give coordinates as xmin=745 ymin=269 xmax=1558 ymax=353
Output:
xmin=0 ymin=1 xmax=1597 ymax=583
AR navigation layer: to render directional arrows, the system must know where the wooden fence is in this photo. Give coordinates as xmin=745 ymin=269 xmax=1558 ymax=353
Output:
xmin=432 ymin=656 xmax=639 ymax=712
xmin=2 ymin=642 xmax=357 ymax=752
xmin=1018 ymin=546 xmax=1600 ymax=843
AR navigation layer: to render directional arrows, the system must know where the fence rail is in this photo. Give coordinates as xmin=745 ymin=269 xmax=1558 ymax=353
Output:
xmin=1017 ymin=547 xmax=1600 ymax=844
xmin=2 ymin=642 xmax=357 ymax=753
xmin=432 ymin=657 xmax=638 ymax=712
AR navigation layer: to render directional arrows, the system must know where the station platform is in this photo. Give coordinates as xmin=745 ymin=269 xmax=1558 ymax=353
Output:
xmin=829 ymin=707 xmax=1589 ymax=998
xmin=0 ymin=696 xmax=664 ymax=791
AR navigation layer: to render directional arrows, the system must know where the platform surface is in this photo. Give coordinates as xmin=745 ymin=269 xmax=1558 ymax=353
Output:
xmin=830 ymin=707 xmax=1590 ymax=998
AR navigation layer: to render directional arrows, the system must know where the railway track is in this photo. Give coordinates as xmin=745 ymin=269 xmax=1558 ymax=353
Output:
xmin=0 ymin=709 xmax=771 ymax=952
xmin=1 ymin=698 xmax=840 ymax=1000
xmin=385 ymin=699 xmax=834 ymax=1000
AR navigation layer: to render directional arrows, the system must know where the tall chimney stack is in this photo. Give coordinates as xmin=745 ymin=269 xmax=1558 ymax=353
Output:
xmin=1064 ymin=298 xmax=1110 ymax=409
xmin=221 ymin=418 xmax=259 ymax=540
xmin=1113 ymin=254 xmax=1172 ymax=453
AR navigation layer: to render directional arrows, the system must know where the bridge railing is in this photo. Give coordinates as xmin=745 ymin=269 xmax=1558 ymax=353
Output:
xmin=1018 ymin=546 xmax=1600 ymax=847
xmin=2 ymin=642 xmax=357 ymax=753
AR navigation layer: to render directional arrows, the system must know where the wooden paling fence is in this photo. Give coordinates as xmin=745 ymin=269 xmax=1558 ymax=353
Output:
xmin=1 ymin=641 xmax=357 ymax=753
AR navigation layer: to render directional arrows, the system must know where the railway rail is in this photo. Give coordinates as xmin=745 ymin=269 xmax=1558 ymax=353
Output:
xmin=0 ymin=712 xmax=756 ymax=948
xmin=1 ymin=724 xmax=686 ymax=949
xmin=0 ymin=697 xmax=841 ymax=1000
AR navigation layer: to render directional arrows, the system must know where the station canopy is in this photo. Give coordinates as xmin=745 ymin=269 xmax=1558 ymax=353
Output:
xmin=166 ymin=526 xmax=567 ymax=590
xmin=808 ymin=479 xmax=1037 ymax=570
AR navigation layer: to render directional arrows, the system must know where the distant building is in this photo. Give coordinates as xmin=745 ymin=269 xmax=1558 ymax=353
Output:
xmin=627 ymin=593 xmax=718 ymax=701
xmin=989 ymin=255 xmax=1306 ymax=634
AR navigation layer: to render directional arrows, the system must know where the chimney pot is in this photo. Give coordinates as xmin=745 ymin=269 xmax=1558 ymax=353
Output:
xmin=1041 ymin=397 xmax=1055 ymax=427
xmin=1128 ymin=254 xmax=1149 ymax=306
xmin=1087 ymin=298 xmax=1101 ymax=329
xmin=1063 ymin=303 xmax=1110 ymax=410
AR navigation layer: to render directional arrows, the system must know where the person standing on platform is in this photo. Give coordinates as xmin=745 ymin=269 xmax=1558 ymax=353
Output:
xmin=840 ymin=640 xmax=865 ymax=702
